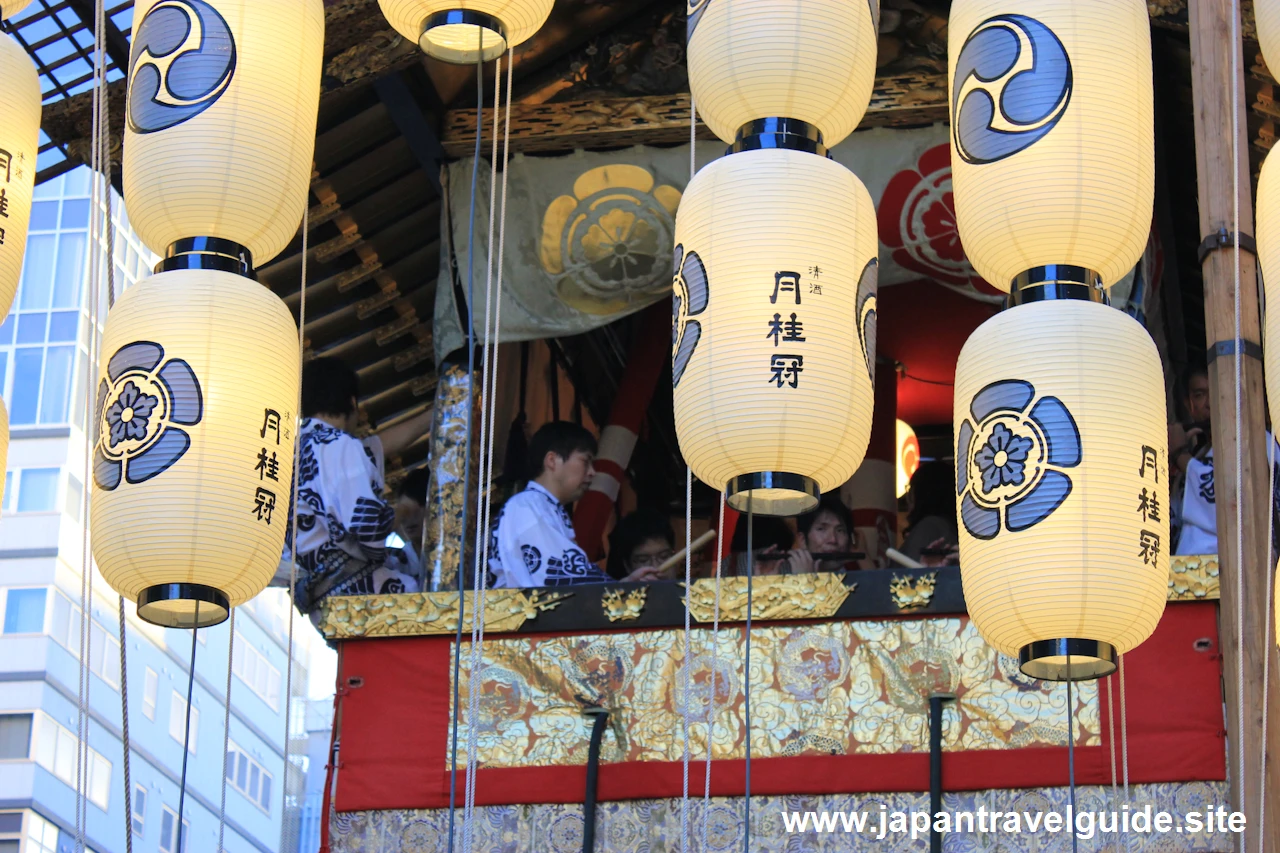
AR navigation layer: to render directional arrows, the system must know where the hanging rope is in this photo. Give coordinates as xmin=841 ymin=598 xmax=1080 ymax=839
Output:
xmin=1120 ymin=653 xmax=1131 ymax=852
xmin=176 ymin=602 xmax=200 ymax=853
xmin=280 ymin=153 xmax=312 ymax=853
xmin=1106 ymin=675 xmax=1118 ymax=843
xmin=218 ymin=610 xmax=236 ymax=852
xmin=447 ymin=31 xmax=487 ymax=852
xmin=680 ymin=468 xmax=693 ymax=852
xmin=701 ymin=491 xmax=724 ymax=851
xmin=462 ymin=46 xmax=508 ymax=853
xmin=1066 ymin=657 xmax=1077 ymax=853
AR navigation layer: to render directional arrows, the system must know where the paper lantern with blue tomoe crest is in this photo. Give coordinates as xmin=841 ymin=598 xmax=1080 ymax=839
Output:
xmin=378 ymin=0 xmax=555 ymax=63
xmin=672 ymin=147 xmax=877 ymax=516
xmin=90 ymin=268 xmax=299 ymax=628
xmin=953 ymin=299 xmax=1167 ymax=680
xmin=947 ymin=0 xmax=1153 ymax=290
xmin=123 ymin=0 xmax=324 ymax=265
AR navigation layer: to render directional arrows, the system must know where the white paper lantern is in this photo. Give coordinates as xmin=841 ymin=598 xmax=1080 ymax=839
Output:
xmin=0 ymin=29 xmax=40 ymax=320
xmin=953 ymin=297 xmax=1167 ymax=679
xmin=90 ymin=268 xmax=299 ymax=628
xmin=672 ymin=147 xmax=877 ymax=515
xmin=1259 ymin=1 xmax=1280 ymax=78
xmin=123 ymin=0 xmax=324 ymax=267
xmin=686 ymin=0 xmax=879 ymax=146
xmin=1 ymin=2 xmax=35 ymax=19
xmin=947 ymin=0 xmax=1153 ymax=290
xmin=378 ymin=0 xmax=554 ymax=63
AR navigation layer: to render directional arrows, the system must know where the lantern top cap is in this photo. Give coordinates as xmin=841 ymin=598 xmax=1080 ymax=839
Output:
xmin=1019 ymin=638 xmax=1117 ymax=682
xmin=157 ymin=237 xmax=255 ymax=280
xmin=1008 ymin=265 xmax=1105 ymax=307
xmin=420 ymin=10 xmax=508 ymax=63
xmin=726 ymin=471 xmax=821 ymax=517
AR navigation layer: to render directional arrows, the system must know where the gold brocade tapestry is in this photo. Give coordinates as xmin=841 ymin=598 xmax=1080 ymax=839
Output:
xmin=451 ymin=617 xmax=1099 ymax=769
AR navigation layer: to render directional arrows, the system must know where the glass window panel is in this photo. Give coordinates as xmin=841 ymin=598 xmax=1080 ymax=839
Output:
xmin=132 ymin=785 xmax=146 ymax=834
xmin=259 ymin=772 xmax=271 ymax=809
xmin=48 ymin=311 xmax=78 ymax=342
xmin=0 ymin=316 xmax=14 ymax=345
xmin=51 ymin=591 xmax=71 ymax=649
xmin=33 ymin=176 xmax=59 ymax=200
xmin=54 ymin=727 xmax=75 ymax=781
xmin=35 ymin=716 xmax=55 ymax=769
xmin=28 ymin=201 xmax=57 ymax=231
xmin=124 ymin=245 xmax=137 ymax=276
xmin=3 ymin=472 xmax=11 ymax=512
xmin=38 ymin=345 xmax=72 ymax=424
xmin=90 ymin=753 xmax=111 ymax=808
xmin=11 ymin=348 xmax=44 ymax=424
xmin=18 ymin=469 xmax=59 ymax=512
xmin=236 ymin=754 xmax=248 ymax=789
xmin=52 ymin=232 xmax=86 ymax=309
xmin=3 ymin=588 xmax=47 ymax=634
xmin=62 ymin=167 xmax=90 ymax=197
xmin=60 ymin=198 xmax=89 ymax=230
xmin=225 ymin=751 xmax=235 ymax=780
xmin=0 ymin=352 xmax=7 ymax=399
xmin=65 ymin=473 xmax=82 ymax=522
xmin=70 ymin=353 xmax=85 ymax=430
xmin=160 ymin=810 xmax=174 ymax=852
xmin=0 ymin=842 xmax=16 ymax=853
xmin=19 ymin=234 xmax=56 ymax=310
xmin=0 ymin=714 xmax=32 ymax=759
xmin=15 ymin=313 xmax=45 ymax=344
xmin=248 ymin=764 xmax=259 ymax=799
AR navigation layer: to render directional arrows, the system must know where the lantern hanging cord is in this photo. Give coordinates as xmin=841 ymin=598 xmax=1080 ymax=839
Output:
xmin=447 ymin=30 xmax=486 ymax=852
xmin=1106 ymin=674 xmax=1118 ymax=836
xmin=1066 ymin=656 xmax=1077 ymax=853
xmin=702 ymin=490 xmax=725 ymax=852
xmin=280 ymin=154 xmax=312 ymax=853
xmin=463 ymin=46 xmax=510 ymax=853
xmin=1229 ymin=3 xmax=1246 ymax=845
xmin=218 ymin=609 xmax=236 ymax=852
xmin=680 ymin=467 xmax=693 ymax=852
xmin=1259 ymin=434 xmax=1275 ymax=851
xmin=1120 ymin=653 xmax=1131 ymax=852
xmin=176 ymin=601 xmax=200 ymax=853
xmin=743 ymin=496 xmax=754 ymax=853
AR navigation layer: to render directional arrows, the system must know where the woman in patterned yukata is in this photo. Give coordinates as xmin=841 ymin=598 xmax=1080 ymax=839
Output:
xmin=284 ymin=357 xmax=433 ymax=623
xmin=488 ymin=422 xmax=663 ymax=587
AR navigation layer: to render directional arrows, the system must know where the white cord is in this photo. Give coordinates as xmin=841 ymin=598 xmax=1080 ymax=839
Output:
xmin=1106 ymin=675 xmax=1118 ymax=847
xmin=280 ymin=155 xmax=310 ymax=850
xmin=680 ymin=467 xmax=693 ymax=852
xmin=701 ymin=491 xmax=724 ymax=852
xmin=1226 ymin=6 xmax=1248 ymax=849
xmin=1120 ymin=653 xmax=1131 ymax=852
xmin=1259 ymin=436 xmax=1275 ymax=852
xmin=218 ymin=610 xmax=236 ymax=852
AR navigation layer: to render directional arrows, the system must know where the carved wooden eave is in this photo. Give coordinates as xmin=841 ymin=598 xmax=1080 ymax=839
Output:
xmin=439 ymin=72 xmax=949 ymax=158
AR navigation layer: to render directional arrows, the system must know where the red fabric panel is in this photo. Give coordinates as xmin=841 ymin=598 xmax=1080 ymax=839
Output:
xmin=334 ymin=603 xmax=1223 ymax=812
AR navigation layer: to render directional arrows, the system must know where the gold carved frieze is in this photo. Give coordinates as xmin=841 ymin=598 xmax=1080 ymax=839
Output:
xmin=450 ymin=618 xmax=1099 ymax=770
xmin=1168 ymin=555 xmax=1220 ymax=601
xmin=683 ymin=573 xmax=857 ymax=623
xmin=890 ymin=572 xmax=938 ymax=610
xmin=319 ymin=589 xmax=571 ymax=640
xmin=601 ymin=587 xmax=647 ymax=622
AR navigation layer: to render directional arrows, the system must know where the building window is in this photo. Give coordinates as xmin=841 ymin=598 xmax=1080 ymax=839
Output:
xmin=21 ymin=811 xmax=58 ymax=853
xmin=0 ymin=810 xmax=22 ymax=852
xmin=13 ymin=468 xmax=59 ymax=512
xmin=159 ymin=806 xmax=188 ymax=853
xmin=2 ymin=472 xmax=11 ymax=513
xmin=2 ymin=587 xmax=47 ymax=634
xmin=168 ymin=691 xmax=198 ymax=753
xmin=33 ymin=713 xmax=111 ymax=810
xmin=132 ymin=784 xmax=147 ymax=836
xmin=232 ymin=633 xmax=282 ymax=711
xmin=143 ymin=668 xmax=158 ymax=720
xmin=47 ymin=590 xmax=122 ymax=689
xmin=0 ymin=714 xmax=32 ymax=760
xmin=226 ymin=742 xmax=273 ymax=814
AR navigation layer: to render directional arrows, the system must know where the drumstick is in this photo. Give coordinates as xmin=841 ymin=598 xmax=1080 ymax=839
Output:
xmin=886 ymin=548 xmax=924 ymax=569
xmin=655 ymin=529 xmax=718 ymax=575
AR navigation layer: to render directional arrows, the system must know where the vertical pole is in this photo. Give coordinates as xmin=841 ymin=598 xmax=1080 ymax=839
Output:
xmin=1187 ymin=2 xmax=1280 ymax=847
xmin=581 ymin=708 xmax=609 ymax=853
xmin=927 ymin=693 xmax=953 ymax=853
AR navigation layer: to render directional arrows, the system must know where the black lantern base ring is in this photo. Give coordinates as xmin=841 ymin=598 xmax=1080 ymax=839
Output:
xmin=138 ymin=583 xmax=231 ymax=629
xmin=730 ymin=118 xmax=829 ymax=158
xmin=420 ymin=10 xmax=508 ymax=63
xmin=726 ymin=471 xmax=821 ymax=517
xmin=1009 ymin=265 xmax=1105 ymax=306
xmin=1018 ymin=638 xmax=1117 ymax=682
xmin=156 ymin=237 xmax=255 ymax=279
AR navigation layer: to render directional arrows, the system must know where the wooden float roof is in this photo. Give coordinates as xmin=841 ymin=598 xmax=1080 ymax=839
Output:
xmin=11 ymin=0 xmax=1271 ymax=486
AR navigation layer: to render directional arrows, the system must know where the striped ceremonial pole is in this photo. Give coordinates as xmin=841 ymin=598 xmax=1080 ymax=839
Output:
xmin=574 ymin=302 xmax=671 ymax=559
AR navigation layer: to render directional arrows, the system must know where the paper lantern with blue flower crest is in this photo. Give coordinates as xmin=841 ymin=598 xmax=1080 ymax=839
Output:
xmin=91 ymin=269 xmax=299 ymax=628
xmin=953 ymin=298 xmax=1167 ymax=680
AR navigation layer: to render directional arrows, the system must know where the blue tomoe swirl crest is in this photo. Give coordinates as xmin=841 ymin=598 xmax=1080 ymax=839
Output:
xmin=128 ymin=0 xmax=236 ymax=134
xmin=952 ymin=14 xmax=1072 ymax=165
